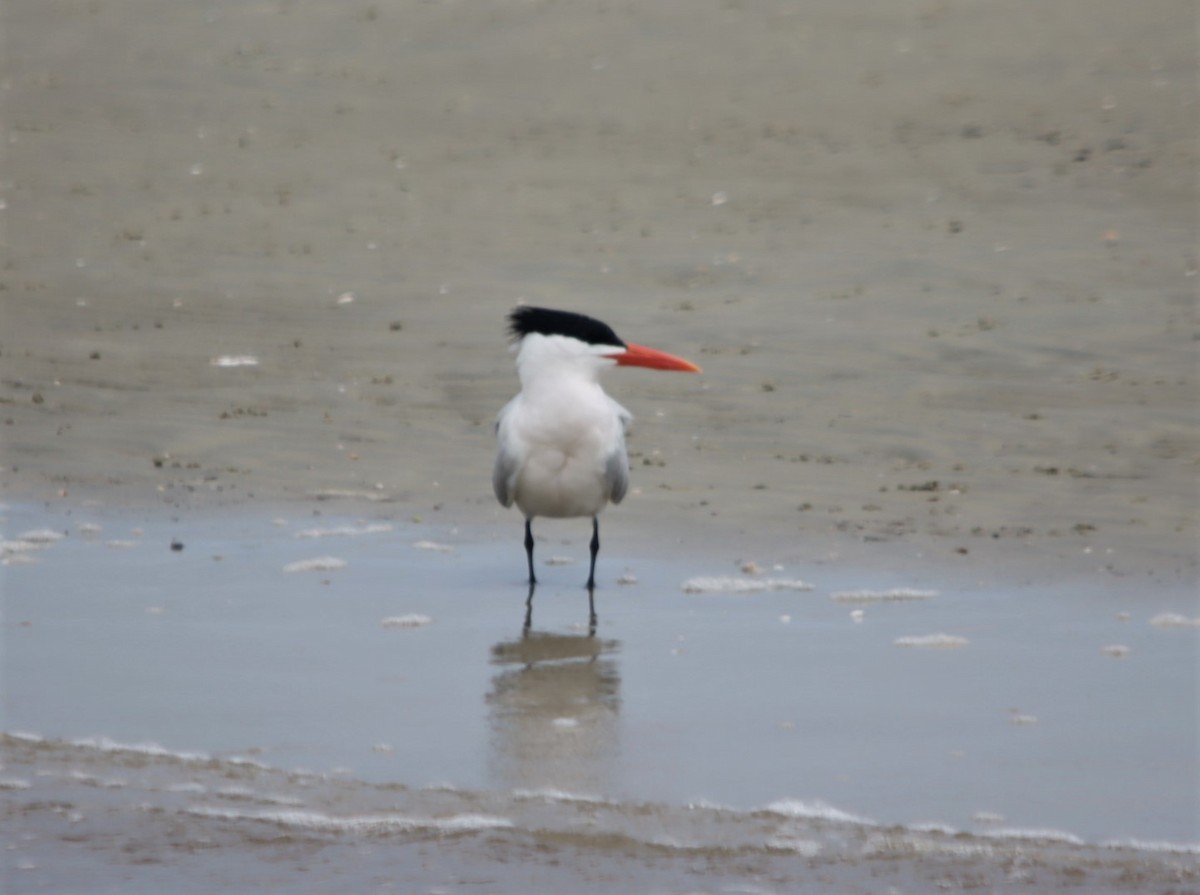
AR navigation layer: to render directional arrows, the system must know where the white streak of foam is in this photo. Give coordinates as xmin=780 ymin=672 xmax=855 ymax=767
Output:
xmin=185 ymin=805 xmax=512 ymax=834
xmin=0 ymin=540 xmax=41 ymax=554
xmin=283 ymin=557 xmax=346 ymax=573
xmin=228 ymin=756 xmax=270 ymax=770
xmin=16 ymin=529 xmax=65 ymax=544
xmin=294 ymin=523 xmax=393 ymax=539
xmin=682 ymin=577 xmax=814 ymax=595
xmin=0 ymin=778 xmax=32 ymax=790
xmin=381 ymin=614 xmax=432 ymax=629
xmin=68 ymin=735 xmax=210 ymax=763
xmin=909 ymin=822 xmax=959 ymax=836
xmin=1150 ymin=613 xmax=1200 ymax=628
xmin=1101 ymin=838 xmax=1200 ymax=855
xmin=894 ymin=633 xmax=969 ymax=649
xmin=981 ymin=827 xmax=1085 ymax=846
xmin=830 ymin=588 xmax=938 ymax=603
xmin=763 ymin=798 xmax=875 ymax=826
xmin=512 ymin=787 xmax=609 ymax=805
xmin=413 ymin=540 xmax=454 ymax=552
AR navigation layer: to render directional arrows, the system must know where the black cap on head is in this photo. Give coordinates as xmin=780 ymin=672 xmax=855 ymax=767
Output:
xmin=507 ymin=306 xmax=626 ymax=348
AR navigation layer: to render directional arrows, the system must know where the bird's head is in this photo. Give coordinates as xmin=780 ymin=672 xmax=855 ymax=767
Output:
xmin=507 ymin=307 xmax=701 ymax=382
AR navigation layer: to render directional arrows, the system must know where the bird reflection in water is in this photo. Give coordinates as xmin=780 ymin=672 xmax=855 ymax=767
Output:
xmin=523 ymin=581 xmax=597 ymax=634
xmin=486 ymin=616 xmax=621 ymax=798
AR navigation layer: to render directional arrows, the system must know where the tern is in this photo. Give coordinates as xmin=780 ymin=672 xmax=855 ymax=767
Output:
xmin=493 ymin=307 xmax=701 ymax=623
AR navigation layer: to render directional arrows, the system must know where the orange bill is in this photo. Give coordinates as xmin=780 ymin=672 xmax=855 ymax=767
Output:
xmin=612 ymin=342 xmax=702 ymax=373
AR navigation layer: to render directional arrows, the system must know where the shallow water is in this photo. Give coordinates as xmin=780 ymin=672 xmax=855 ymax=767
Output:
xmin=3 ymin=502 xmax=1197 ymax=886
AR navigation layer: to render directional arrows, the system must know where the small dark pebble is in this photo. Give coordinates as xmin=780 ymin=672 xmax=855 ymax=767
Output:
xmin=170 ymin=540 xmax=184 ymax=552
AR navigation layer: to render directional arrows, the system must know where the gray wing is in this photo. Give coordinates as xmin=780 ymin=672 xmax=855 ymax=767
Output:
xmin=493 ymin=398 xmax=519 ymax=507
xmin=605 ymin=400 xmax=633 ymax=505
xmin=493 ymin=442 xmax=517 ymax=507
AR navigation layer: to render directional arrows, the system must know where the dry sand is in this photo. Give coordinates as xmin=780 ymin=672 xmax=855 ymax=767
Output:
xmin=2 ymin=4 xmax=1196 ymax=569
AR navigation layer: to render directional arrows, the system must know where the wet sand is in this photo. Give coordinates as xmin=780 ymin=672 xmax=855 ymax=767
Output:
xmin=2 ymin=0 xmax=1197 ymax=891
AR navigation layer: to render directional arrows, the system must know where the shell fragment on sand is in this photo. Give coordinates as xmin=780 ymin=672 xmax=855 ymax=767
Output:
xmin=894 ymin=633 xmax=969 ymax=649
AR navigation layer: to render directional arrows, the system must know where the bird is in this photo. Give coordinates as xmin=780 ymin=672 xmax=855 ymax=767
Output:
xmin=493 ymin=306 xmax=701 ymax=625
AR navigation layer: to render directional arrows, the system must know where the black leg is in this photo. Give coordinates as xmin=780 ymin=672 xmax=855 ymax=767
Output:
xmin=524 ymin=518 xmax=536 ymax=585
xmin=586 ymin=517 xmax=600 ymax=591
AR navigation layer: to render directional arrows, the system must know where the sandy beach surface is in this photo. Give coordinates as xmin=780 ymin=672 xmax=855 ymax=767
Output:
xmin=2 ymin=0 xmax=1197 ymax=891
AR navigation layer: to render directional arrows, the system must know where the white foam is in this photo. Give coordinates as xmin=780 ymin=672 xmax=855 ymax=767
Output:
xmin=763 ymin=798 xmax=875 ymax=826
xmin=228 ymin=756 xmax=270 ymax=770
xmin=765 ymin=837 xmax=823 ymax=856
xmin=894 ymin=633 xmax=969 ymax=649
xmin=685 ymin=798 xmax=735 ymax=812
xmin=0 ymin=540 xmax=41 ymax=553
xmin=185 ymin=806 xmax=512 ymax=834
xmin=1100 ymin=838 xmax=1200 ymax=855
xmin=217 ymin=785 xmax=257 ymax=800
xmin=681 ymin=577 xmax=814 ymax=594
xmin=1150 ymin=612 xmax=1200 ymax=628
xmin=0 ymin=777 xmax=32 ymax=790
xmin=105 ymin=540 xmax=139 ymax=549
xmin=1100 ymin=644 xmax=1130 ymax=658
xmin=381 ymin=614 xmax=432 ymax=629
xmin=294 ymin=523 xmax=393 ymax=539
xmin=67 ymin=770 xmax=127 ymax=788
xmin=68 ymin=735 xmax=210 ymax=763
xmin=283 ymin=556 xmax=346 ymax=573
xmin=413 ymin=540 xmax=454 ymax=552
xmin=909 ymin=822 xmax=959 ymax=836
xmin=981 ymin=827 xmax=1084 ymax=846
xmin=544 ymin=556 xmax=576 ymax=566
xmin=16 ymin=528 xmax=65 ymax=544
xmin=830 ymin=588 xmax=938 ymax=603
xmin=512 ymin=787 xmax=610 ymax=805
